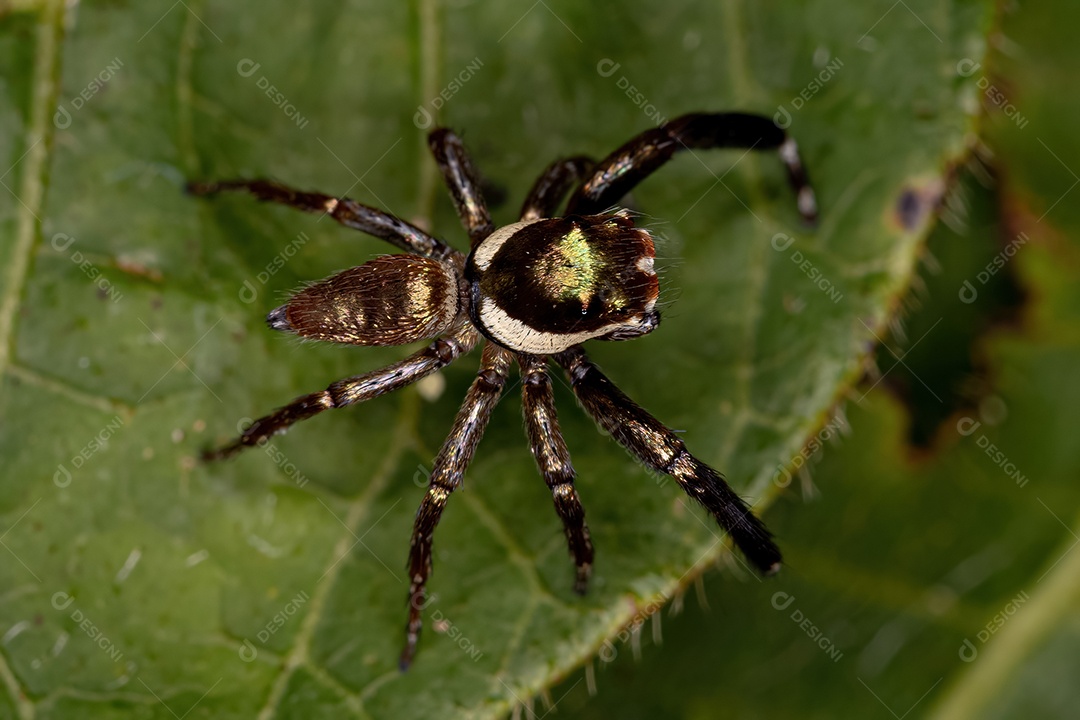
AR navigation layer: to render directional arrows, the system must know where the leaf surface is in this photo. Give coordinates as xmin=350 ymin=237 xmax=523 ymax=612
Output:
xmin=0 ymin=0 xmax=991 ymax=716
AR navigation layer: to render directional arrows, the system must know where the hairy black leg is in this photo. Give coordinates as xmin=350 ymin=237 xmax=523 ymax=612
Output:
xmin=401 ymin=342 xmax=512 ymax=669
xmin=519 ymin=156 xmax=595 ymax=222
xmin=186 ymin=178 xmax=459 ymax=261
xmin=202 ymin=323 xmax=479 ymax=461
xmin=427 ymin=129 xmax=495 ymax=247
xmin=566 ymin=112 xmax=817 ymax=224
xmin=554 ymin=346 xmax=781 ymax=575
xmin=517 ymin=353 xmax=594 ymax=593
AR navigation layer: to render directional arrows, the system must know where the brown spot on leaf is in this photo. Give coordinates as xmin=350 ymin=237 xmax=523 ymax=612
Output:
xmin=894 ymin=178 xmax=945 ymax=231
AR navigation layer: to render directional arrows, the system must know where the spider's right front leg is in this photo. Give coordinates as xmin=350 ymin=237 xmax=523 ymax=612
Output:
xmin=402 ymin=341 xmax=512 ymax=670
xmin=203 ymin=322 xmax=479 ymax=460
xmin=566 ymin=112 xmax=817 ymax=224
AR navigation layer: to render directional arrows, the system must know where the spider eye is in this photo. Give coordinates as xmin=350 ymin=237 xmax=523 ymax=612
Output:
xmin=468 ymin=212 xmax=659 ymax=354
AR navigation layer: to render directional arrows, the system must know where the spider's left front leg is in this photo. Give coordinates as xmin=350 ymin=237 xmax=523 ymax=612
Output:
xmin=401 ymin=341 xmax=512 ymax=669
xmin=555 ymin=346 xmax=781 ymax=575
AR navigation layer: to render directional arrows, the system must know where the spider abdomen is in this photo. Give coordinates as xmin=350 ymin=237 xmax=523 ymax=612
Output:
xmin=466 ymin=211 xmax=660 ymax=354
xmin=269 ymin=255 xmax=461 ymax=346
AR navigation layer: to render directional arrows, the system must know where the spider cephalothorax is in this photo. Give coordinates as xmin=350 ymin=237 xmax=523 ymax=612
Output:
xmin=190 ymin=112 xmax=817 ymax=669
xmin=467 ymin=210 xmax=661 ymax=353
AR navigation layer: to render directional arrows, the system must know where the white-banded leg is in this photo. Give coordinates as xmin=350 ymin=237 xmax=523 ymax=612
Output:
xmin=555 ymin=346 xmax=781 ymax=575
xmin=186 ymin=178 xmax=460 ymax=261
xmin=517 ymin=353 xmax=594 ymax=593
xmin=565 ymin=112 xmax=817 ymax=224
xmin=427 ymin=129 xmax=495 ymax=247
xmin=203 ymin=323 xmax=479 ymax=460
xmin=519 ymin=156 xmax=595 ymax=222
xmin=401 ymin=341 xmax=512 ymax=669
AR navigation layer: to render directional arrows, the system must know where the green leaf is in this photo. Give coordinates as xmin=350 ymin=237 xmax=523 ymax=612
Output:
xmin=0 ymin=0 xmax=991 ymax=717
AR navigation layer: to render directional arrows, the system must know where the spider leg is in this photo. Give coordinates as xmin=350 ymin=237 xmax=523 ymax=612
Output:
xmin=566 ymin=112 xmax=817 ymax=224
xmin=519 ymin=156 xmax=595 ymax=221
xmin=202 ymin=322 xmax=479 ymax=461
xmin=186 ymin=178 xmax=459 ymax=261
xmin=517 ymin=353 xmax=594 ymax=593
xmin=554 ymin=346 xmax=781 ymax=575
xmin=402 ymin=342 xmax=512 ymax=669
xmin=427 ymin=129 xmax=495 ymax=246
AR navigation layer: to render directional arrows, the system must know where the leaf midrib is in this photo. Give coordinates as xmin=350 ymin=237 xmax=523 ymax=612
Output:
xmin=0 ymin=1 xmax=66 ymax=716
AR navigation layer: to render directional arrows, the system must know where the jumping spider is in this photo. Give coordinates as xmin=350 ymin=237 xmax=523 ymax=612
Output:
xmin=190 ymin=112 xmax=817 ymax=669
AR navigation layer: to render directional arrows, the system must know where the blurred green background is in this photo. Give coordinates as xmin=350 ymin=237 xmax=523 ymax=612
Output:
xmin=0 ymin=1 xmax=1076 ymax=718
